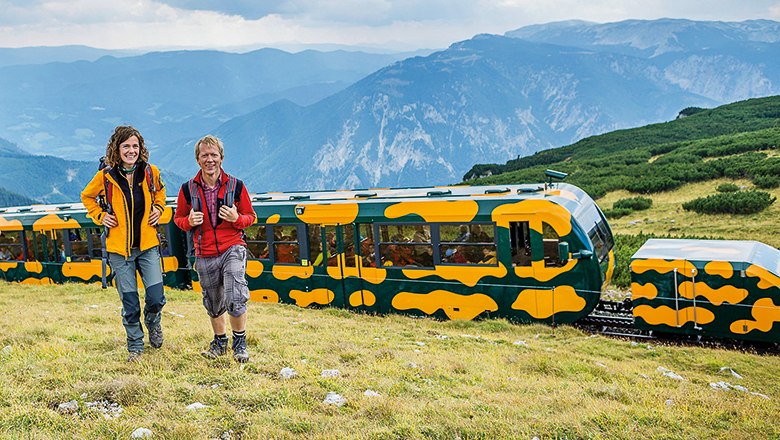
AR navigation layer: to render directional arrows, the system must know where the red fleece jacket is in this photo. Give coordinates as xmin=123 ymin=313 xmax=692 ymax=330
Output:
xmin=174 ymin=170 xmax=256 ymax=257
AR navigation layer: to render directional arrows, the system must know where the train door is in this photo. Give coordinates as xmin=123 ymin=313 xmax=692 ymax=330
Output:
xmin=311 ymin=224 xmax=357 ymax=309
xmin=27 ymin=230 xmax=52 ymax=283
xmin=340 ymin=223 xmax=371 ymax=312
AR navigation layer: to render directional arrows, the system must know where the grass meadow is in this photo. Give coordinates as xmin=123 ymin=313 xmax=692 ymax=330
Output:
xmin=0 ymin=282 xmax=778 ymax=439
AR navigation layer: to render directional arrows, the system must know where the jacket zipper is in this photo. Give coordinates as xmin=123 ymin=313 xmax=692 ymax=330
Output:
xmin=125 ymin=180 xmax=133 ymax=258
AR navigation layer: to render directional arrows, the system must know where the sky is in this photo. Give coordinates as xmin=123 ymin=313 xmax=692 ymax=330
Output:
xmin=1 ymin=0 xmax=779 ymax=52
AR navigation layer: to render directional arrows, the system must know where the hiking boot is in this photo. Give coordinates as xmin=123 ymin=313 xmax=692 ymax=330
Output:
xmin=149 ymin=324 xmax=163 ymax=349
xmin=232 ymin=334 xmax=249 ymax=363
xmin=201 ymin=336 xmax=228 ymax=359
xmin=127 ymin=351 xmax=143 ymax=363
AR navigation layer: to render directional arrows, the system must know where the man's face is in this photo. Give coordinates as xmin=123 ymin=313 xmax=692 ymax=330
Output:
xmin=197 ymin=143 xmax=223 ymax=177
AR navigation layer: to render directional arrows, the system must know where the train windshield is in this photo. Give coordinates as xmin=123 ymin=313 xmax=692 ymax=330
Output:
xmin=575 ymin=201 xmax=614 ymax=263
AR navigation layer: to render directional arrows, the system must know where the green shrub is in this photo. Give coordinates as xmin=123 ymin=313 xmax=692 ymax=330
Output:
xmin=682 ymin=190 xmax=776 ymax=215
xmin=613 ymin=196 xmax=653 ymax=211
xmin=716 ymin=183 xmax=740 ymax=193
xmin=625 ymin=176 xmax=682 ymax=193
xmin=753 ymin=174 xmax=780 ymax=189
xmin=603 ymin=208 xmax=632 ymax=219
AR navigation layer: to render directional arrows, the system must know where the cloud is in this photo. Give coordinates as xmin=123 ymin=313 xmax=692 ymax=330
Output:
xmin=154 ymin=0 xmax=288 ymax=20
xmin=0 ymin=0 xmax=778 ymax=51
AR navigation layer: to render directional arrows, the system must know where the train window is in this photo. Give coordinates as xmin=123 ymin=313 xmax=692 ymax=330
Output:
xmin=308 ymin=225 xmax=322 ymax=266
xmin=88 ymin=228 xmax=102 ymax=259
xmin=358 ymin=224 xmax=376 ymax=267
xmin=245 ymin=225 xmax=269 ymax=259
xmin=378 ymin=224 xmax=434 ymax=268
xmin=273 ymin=225 xmax=300 ymax=264
xmin=343 ymin=224 xmax=356 ymax=268
xmin=0 ymin=231 xmax=23 ymax=261
xmin=157 ymin=225 xmax=170 ymax=256
xmin=323 ymin=226 xmax=337 ymax=266
xmin=542 ymin=222 xmax=562 ymax=268
xmin=439 ymin=223 xmax=497 ymax=266
xmin=588 ymin=220 xmax=613 ymax=263
xmin=68 ymin=228 xmax=90 ymax=261
xmin=510 ymin=221 xmax=532 ymax=267
xmin=52 ymin=230 xmax=66 ymax=263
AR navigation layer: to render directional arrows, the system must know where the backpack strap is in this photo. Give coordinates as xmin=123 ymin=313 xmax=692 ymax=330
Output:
xmin=102 ymin=168 xmax=114 ymax=215
xmin=223 ymin=175 xmax=240 ymax=208
xmin=144 ymin=164 xmax=156 ymax=201
xmin=182 ymin=178 xmax=204 ymax=256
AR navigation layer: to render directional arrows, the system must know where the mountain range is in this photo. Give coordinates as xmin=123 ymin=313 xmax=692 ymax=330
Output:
xmin=1 ymin=18 xmax=779 ymax=203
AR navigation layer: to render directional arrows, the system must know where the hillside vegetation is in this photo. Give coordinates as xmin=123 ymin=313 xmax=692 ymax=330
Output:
xmin=0 ymin=282 xmax=778 ymax=439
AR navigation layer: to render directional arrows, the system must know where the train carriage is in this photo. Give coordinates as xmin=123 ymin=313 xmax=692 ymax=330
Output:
xmin=631 ymin=239 xmax=780 ymax=343
xmin=214 ymin=181 xmax=616 ymax=324
xmin=0 ymin=180 xmax=616 ymax=325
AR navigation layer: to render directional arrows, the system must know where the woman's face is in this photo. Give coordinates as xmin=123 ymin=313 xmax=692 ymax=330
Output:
xmin=119 ymin=135 xmax=141 ymax=168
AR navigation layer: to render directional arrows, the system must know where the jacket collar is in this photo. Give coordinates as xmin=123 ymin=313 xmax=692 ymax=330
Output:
xmin=193 ymin=167 xmax=229 ymax=188
xmin=106 ymin=160 xmax=146 ymax=187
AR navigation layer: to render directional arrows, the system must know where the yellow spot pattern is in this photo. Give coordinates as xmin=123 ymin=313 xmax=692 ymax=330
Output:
xmin=746 ymin=265 xmax=780 ymax=290
xmin=62 ymin=261 xmax=105 ymax=280
xmin=20 ymin=277 xmax=53 ymax=285
xmin=729 ymin=298 xmax=780 ymax=334
xmin=24 ymin=261 xmax=43 ymax=274
xmin=349 ymin=290 xmax=376 ymax=307
xmin=192 ymin=280 xmax=201 ymax=292
xmin=161 ymin=256 xmax=178 ymax=273
xmin=385 ymin=200 xmax=479 ymax=222
xmin=633 ymin=304 xmax=715 ymax=326
xmin=510 ymin=286 xmax=586 ymax=318
xmin=289 ymin=288 xmax=335 ymax=307
xmin=631 ymin=259 xmax=697 ymax=276
xmin=295 ymin=203 xmax=359 ymax=225
xmin=0 ymin=262 xmax=19 ymax=271
xmin=631 ymin=282 xmax=658 ymax=300
xmin=391 ymin=290 xmax=498 ymax=320
xmin=32 ymin=214 xmax=82 ymax=232
xmin=272 ymin=264 xmax=314 ymax=280
xmin=0 ymin=216 xmax=23 ymax=231
xmin=403 ymin=263 xmax=507 ymax=288
xmin=544 ymin=189 xmax=580 ymax=202
xmin=602 ymin=250 xmax=616 ymax=290
xmin=246 ymin=260 xmax=264 ymax=278
xmin=266 ymin=214 xmax=281 ymax=224
xmin=677 ymin=281 xmax=748 ymax=306
xmin=704 ymin=261 xmax=733 ymax=278
xmin=491 ymin=199 xmax=572 ymax=235
xmin=326 ymin=254 xmax=387 ymax=283
xmin=250 ymin=289 xmax=279 ymax=303
xmin=159 ymin=207 xmax=174 ymax=224
xmin=514 ymin=259 xmax=578 ymax=283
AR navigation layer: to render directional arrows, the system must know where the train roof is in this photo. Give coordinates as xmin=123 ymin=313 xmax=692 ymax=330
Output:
xmin=0 ymin=182 xmax=601 ymax=228
xmin=249 ymin=183 xmax=579 ymax=203
xmin=632 ymin=238 xmax=780 ymax=274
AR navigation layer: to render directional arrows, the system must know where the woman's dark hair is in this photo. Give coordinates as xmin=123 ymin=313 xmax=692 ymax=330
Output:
xmin=104 ymin=126 xmax=149 ymax=168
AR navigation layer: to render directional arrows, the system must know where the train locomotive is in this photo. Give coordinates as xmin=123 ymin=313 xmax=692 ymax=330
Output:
xmin=0 ymin=175 xmax=778 ymax=345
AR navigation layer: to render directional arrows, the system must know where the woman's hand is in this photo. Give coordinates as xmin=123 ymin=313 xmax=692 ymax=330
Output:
xmin=148 ymin=206 xmax=162 ymax=226
xmin=102 ymin=213 xmax=118 ymax=228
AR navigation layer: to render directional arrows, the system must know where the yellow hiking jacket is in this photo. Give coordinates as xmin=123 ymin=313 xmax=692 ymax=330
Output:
xmin=80 ymin=162 xmax=166 ymax=257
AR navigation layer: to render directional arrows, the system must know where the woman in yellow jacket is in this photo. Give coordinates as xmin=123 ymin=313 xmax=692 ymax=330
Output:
xmin=81 ymin=126 xmax=167 ymax=362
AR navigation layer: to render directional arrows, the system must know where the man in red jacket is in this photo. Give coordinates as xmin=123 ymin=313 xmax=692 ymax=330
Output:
xmin=174 ymin=135 xmax=257 ymax=363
